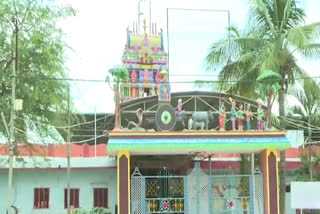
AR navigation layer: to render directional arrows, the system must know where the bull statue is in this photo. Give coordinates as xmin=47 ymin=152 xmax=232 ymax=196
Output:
xmin=191 ymin=111 xmax=214 ymax=130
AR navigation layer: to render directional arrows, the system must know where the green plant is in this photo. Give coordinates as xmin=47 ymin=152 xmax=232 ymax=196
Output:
xmin=106 ymin=65 xmax=129 ymax=130
xmin=72 ymin=208 xmax=111 ymax=214
xmin=90 ymin=207 xmax=111 ymax=214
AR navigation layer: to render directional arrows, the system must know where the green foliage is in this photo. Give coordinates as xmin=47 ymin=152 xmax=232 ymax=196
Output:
xmin=295 ymin=154 xmax=320 ymax=181
xmin=72 ymin=208 xmax=111 ymax=214
xmin=257 ymin=69 xmax=281 ymax=98
xmin=106 ymin=65 xmax=129 ymax=84
xmin=287 ymin=78 xmax=320 ymax=139
xmin=204 ymin=0 xmax=320 ymax=99
xmin=0 ymin=0 xmax=76 ymax=143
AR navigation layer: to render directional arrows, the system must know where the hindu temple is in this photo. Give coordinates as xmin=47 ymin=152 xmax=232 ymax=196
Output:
xmin=107 ymin=7 xmax=291 ymax=214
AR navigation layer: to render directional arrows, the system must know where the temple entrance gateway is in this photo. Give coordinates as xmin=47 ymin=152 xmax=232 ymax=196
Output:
xmin=131 ymin=163 xmax=264 ymax=214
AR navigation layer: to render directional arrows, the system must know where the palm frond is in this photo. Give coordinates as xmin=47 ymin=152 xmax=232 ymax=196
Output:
xmin=279 ymin=0 xmax=305 ymax=29
xmin=297 ymin=43 xmax=320 ymax=58
xmin=206 ymin=27 xmax=265 ymax=71
xmin=205 ymin=38 xmax=232 ymax=70
xmin=286 ymin=22 xmax=320 ymax=49
xmin=248 ymin=0 xmax=275 ymax=31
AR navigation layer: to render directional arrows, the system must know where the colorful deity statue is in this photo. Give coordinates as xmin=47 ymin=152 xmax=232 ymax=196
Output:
xmin=230 ymin=100 xmax=237 ymax=131
xmin=139 ymin=70 xmax=144 ymax=82
xmin=130 ymin=70 xmax=139 ymax=97
xmin=246 ymin=104 xmax=253 ymax=131
xmin=146 ymin=55 xmax=152 ymax=64
xmin=155 ymin=71 xmax=162 ymax=95
xmin=158 ymin=70 xmax=170 ymax=102
xmin=257 ymin=103 xmax=264 ymax=131
xmin=155 ymin=71 xmax=161 ymax=83
xmin=237 ymin=103 xmax=245 ymax=131
xmin=176 ymin=98 xmax=185 ymax=127
xmin=131 ymin=70 xmax=137 ymax=83
xmin=219 ymin=101 xmax=226 ymax=131
xmin=159 ymin=83 xmax=169 ymax=101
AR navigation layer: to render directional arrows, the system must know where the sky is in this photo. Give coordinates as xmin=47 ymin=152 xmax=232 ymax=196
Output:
xmin=61 ymin=0 xmax=320 ymax=113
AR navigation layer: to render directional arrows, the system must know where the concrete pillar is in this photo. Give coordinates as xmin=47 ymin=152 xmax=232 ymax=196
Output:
xmin=118 ymin=151 xmax=130 ymax=214
xmin=261 ymin=149 xmax=279 ymax=214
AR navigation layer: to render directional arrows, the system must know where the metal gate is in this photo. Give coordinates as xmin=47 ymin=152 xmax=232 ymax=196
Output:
xmin=131 ymin=163 xmax=264 ymax=214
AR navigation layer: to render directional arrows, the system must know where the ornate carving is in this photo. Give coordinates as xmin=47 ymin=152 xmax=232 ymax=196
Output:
xmin=155 ymin=104 xmax=176 ymax=131
xmin=127 ymin=108 xmax=143 ymax=129
xmin=146 ymin=179 xmax=159 ymax=198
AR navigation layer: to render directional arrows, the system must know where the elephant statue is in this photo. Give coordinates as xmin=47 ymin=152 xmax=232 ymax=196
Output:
xmin=191 ymin=111 xmax=214 ymax=130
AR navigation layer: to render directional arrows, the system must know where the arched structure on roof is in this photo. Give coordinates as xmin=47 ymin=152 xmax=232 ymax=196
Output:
xmin=120 ymin=90 xmax=269 ymax=131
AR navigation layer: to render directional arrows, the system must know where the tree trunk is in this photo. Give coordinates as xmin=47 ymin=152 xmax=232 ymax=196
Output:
xmin=279 ymin=88 xmax=286 ymax=214
xmin=113 ymin=84 xmax=121 ymax=131
xmin=267 ymin=91 xmax=272 ymax=129
xmin=308 ymin=120 xmax=313 ymax=181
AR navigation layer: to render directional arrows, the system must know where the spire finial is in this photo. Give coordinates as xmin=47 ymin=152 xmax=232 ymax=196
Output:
xmin=143 ymin=19 xmax=147 ymax=36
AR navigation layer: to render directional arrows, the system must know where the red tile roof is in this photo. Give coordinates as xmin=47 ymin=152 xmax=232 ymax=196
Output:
xmin=0 ymin=143 xmax=107 ymax=157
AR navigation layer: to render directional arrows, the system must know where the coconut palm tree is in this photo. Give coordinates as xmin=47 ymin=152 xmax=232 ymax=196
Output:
xmin=205 ymin=0 xmax=320 ymax=212
xmin=106 ymin=65 xmax=129 ymax=131
xmin=287 ymin=78 xmax=320 ymax=181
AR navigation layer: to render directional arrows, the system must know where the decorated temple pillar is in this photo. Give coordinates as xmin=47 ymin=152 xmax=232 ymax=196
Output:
xmin=261 ymin=149 xmax=279 ymax=214
xmin=117 ymin=151 xmax=131 ymax=214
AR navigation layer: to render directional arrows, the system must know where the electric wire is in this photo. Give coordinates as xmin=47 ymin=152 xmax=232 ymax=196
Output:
xmin=15 ymin=114 xmax=113 ymax=129
xmin=14 ymin=127 xmax=109 ymax=144
xmin=279 ymin=116 xmax=320 ymax=131
xmin=279 ymin=118 xmax=320 ymax=134
xmin=13 ymin=74 xmax=320 ymax=83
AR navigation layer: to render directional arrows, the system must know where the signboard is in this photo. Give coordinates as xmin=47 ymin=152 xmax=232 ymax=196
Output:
xmin=291 ymin=182 xmax=320 ymax=209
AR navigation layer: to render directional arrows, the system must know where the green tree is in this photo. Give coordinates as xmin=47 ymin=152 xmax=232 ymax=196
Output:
xmin=287 ymin=78 xmax=320 ymax=180
xmin=0 ymin=1 xmax=75 ymax=214
xmin=0 ymin=0 xmax=76 ymax=142
xmin=257 ymin=70 xmax=281 ymax=128
xmin=106 ymin=65 xmax=129 ymax=130
xmin=205 ymin=1 xmax=320 ymax=212
xmin=296 ymin=153 xmax=320 ymax=182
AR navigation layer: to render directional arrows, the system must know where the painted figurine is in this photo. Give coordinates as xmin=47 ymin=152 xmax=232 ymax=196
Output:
xmin=257 ymin=103 xmax=264 ymax=131
xmin=161 ymin=83 xmax=168 ymax=101
xmin=245 ymin=104 xmax=253 ymax=131
xmin=131 ymin=70 xmax=137 ymax=83
xmin=237 ymin=103 xmax=244 ymax=131
xmin=155 ymin=71 xmax=161 ymax=83
xmin=158 ymin=70 xmax=170 ymax=101
xmin=219 ymin=101 xmax=226 ymax=131
xmin=230 ymin=100 xmax=237 ymax=131
xmin=176 ymin=98 xmax=185 ymax=127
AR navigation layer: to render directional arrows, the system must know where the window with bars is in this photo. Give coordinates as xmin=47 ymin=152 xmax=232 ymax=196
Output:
xmin=34 ymin=188 xmax=49 ymax=209
xmin=64 ymin=189 xmax=80 ymax=209
xmin=93 ymin=188 xmax=108 ymax=208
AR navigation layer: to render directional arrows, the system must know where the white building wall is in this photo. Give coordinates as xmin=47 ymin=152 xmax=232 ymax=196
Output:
xmin=0 ymin=169 xmax=117 ymax=214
